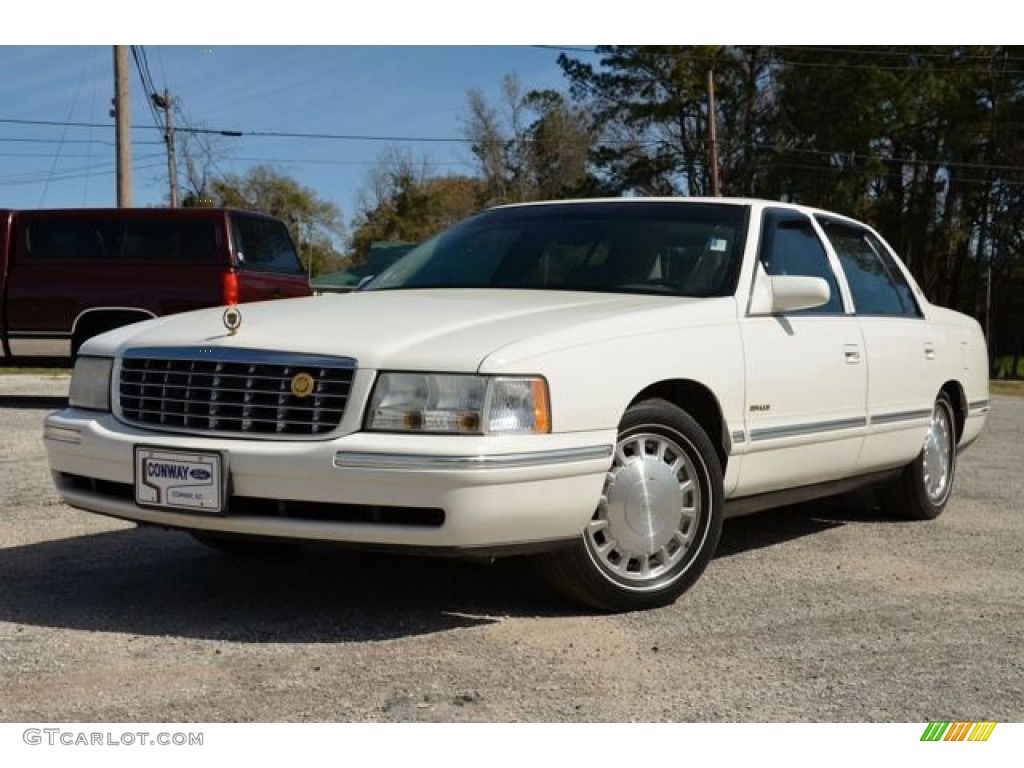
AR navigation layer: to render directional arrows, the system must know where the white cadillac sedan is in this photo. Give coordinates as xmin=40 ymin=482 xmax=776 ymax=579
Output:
xmin=43 ymin=198 xmax=989 ymax=611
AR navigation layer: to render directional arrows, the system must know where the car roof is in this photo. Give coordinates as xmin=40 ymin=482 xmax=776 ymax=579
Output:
xmin=487 ymin=197 xmax=864 ymax=225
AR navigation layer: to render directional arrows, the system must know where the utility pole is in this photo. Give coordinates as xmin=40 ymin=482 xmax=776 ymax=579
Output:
xmin=113 ymin=45 xmax=132 ymax=207
xmin=153 ymin=90 xmax=179 ymax=207
xmin=707 ymin=68 xmax=720 ymax=197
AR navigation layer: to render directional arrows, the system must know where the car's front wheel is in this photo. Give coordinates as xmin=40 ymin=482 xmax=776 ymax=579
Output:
xmin=538 ymin=399 xmax=724 ymax=612
xmin=877 ymin=391 xmax=958 ymax=520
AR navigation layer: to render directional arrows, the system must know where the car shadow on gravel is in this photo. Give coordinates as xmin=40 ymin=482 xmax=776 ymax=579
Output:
xmin=717 ymin=489 xmax=908 ymax=558
xmin=0 ymin=527 xmax=574 ymax=642
xmin=0 ymin=491 xmax=910 ymax=641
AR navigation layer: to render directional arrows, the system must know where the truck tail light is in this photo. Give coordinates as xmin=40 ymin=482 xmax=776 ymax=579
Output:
xmin=223 ymin=271 xmax=239 ymax=306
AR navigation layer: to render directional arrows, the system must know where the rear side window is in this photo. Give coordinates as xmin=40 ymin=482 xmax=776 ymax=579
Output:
xmin=121 ymin=220 xmax=220 ymax=262
xmin=817 ymin=217 xmax=921 ymax=317
xmin=232 ymin=215 xmax=303 ymax=274
xmin=25 ymin=219 xmax=122 ymax=259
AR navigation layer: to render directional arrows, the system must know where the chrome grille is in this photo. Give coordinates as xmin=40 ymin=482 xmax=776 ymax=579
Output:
xmin=118 ymin=347 xmax=356 ymax=437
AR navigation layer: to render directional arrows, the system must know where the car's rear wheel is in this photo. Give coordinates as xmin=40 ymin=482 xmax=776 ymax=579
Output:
xmin=538 ymin=399 xmax=723 ymax=612
xmin=877 ymin=391 xmax=957 ymax=520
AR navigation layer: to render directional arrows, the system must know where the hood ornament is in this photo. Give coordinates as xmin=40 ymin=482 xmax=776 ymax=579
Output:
xmin=223 ymin=306 xmax=242 ymax=335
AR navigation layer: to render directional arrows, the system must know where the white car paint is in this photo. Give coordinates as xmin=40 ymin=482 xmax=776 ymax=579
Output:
xmin=42 ymin=197 xmax=989 ymax=608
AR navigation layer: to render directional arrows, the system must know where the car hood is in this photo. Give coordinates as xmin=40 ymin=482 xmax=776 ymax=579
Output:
xmin=87 ymin=289 xmax=735 ymax=372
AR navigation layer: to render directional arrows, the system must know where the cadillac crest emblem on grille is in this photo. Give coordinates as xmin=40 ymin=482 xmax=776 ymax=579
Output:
xmin=291 ymin=372 xmax=315 ymax=398
xmin=222 ymin=306 xmax=242 ymax=335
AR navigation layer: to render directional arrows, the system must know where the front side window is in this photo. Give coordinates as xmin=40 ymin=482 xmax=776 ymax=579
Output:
xmin=232 ymin=215 xmax=304 ymax=274
xmin=817 ymin=217 xmax=920 ymax=317
xmin=366 ymin=202 xmax=750 ymax=298
xmin=758 ymin=210 xmax=843 ymax=313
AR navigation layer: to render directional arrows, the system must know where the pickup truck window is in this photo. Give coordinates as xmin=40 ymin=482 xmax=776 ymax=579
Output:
xmin=25 ymin=219 xmax=122 ymax=260
xmin=25 ymin=218 xmax=220 ymax=262
xmin=232 ymin=215 xmax=304 ymax=274
xmin=121 ymin=220 xmax=220 ymax=262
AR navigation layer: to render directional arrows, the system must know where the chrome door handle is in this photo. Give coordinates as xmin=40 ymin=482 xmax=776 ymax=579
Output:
xmin=925 ymin=343 xmax=936 ymax=361
xmin=844 ymin=344 xmax=861 ymax=364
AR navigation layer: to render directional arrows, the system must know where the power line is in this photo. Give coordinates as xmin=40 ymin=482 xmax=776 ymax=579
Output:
xmin=229 ymin=155 xmax=475 ymax=168
xmin=535 ymin=45 xmax=1024 ymax=76
xmin=0 ymin=136 xmax=164 ymax=146
xmin=131 ymin=45 xmax=164 ymax=135
xmin=771 ymin=45 xmax=1024 ymax=64
xmin=4 ymin=114 xmax=1020 ymax=176
xmin=38 ymin=47 xmax=91 ymax=207
xmin=759 ymin=160 xmax=1024 ymax=188
xmin=0 ymin=160 xmax=165 ymax=188
xmin=0 ymin=116 xmax=452 ymax=142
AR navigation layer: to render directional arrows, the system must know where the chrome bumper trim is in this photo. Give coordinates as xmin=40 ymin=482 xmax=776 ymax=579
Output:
xmin=333 ymin=445 xmax=613 ymax=471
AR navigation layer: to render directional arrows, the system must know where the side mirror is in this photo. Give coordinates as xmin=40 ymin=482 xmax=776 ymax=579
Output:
xmin=769 ymin=275 xmax=831 ymax=313
xmin=748 ymin=263 xmax=831 ymax=314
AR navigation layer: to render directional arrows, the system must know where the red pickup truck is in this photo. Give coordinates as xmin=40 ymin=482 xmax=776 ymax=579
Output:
xmin=0 ymin=208 xmax=311 ymax=361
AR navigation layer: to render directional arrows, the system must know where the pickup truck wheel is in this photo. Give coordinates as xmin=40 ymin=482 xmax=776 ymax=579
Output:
xmin=190 ymin=532 xmax=303 ymax=558
xmin=538 ymin=399 xmax=723 ymax=612
xmin=876 ymin=392 xmax=957 ymax=520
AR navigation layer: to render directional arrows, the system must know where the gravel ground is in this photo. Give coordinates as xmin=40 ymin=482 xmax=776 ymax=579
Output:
xmin=1 ymin=374 xmax=1021 ymax=722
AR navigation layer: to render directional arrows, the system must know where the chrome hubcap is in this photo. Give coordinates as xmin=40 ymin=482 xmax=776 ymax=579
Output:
xmin=586 ymin=432 xmax=701 ymax=584
xmin=922 ymin=402 xmax=953 ymax=504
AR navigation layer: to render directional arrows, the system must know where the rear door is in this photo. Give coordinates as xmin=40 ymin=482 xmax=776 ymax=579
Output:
xmin=815 ymin=216 xmax=939 ymax=472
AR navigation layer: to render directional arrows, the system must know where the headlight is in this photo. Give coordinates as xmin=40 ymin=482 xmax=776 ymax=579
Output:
xmin=68 ymin=356 xmax=114 ymax=411
xmin=367 ymin=373 xmax=550 ymax=435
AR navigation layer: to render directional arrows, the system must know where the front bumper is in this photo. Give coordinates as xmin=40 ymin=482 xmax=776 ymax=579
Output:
xmin=44 ymin=409 xmax=615 ymax=552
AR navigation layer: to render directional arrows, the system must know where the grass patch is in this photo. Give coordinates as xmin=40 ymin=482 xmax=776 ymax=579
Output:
xmin=993 ymin=356 xmax=1024 ymax=379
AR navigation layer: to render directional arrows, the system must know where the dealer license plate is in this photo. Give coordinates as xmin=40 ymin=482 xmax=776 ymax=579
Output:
xmin=134 ymin=447 xmax=225 ymax=514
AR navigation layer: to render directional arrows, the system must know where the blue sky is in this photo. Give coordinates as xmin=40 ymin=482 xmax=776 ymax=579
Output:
xmin=0 ymin=5 xmax=991 ymax=234
xmin=0 ymin=46 xmax=589 ymax=228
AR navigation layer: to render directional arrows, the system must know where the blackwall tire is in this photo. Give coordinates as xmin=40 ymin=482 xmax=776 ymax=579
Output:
xmin=876 ymin=391 xmax=958 ymax=521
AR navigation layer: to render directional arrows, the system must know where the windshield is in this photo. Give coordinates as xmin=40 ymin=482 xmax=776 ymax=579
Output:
xmin=364 ymin=201 xmax=750 ymax=297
